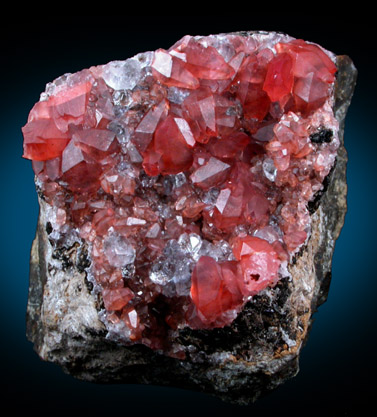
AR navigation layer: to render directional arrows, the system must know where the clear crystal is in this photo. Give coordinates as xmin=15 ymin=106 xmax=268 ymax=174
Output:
xmin=263 ymin=157 xmax=277 ymax=182
xmin=103 ymin=233 xmax=136 ymax=267
xmin=102 ymin=58 xmax=142 ymax=91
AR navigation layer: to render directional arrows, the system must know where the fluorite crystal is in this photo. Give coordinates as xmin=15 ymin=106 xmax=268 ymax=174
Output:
xmin=22 ymin=31 xmax=343 ymax=357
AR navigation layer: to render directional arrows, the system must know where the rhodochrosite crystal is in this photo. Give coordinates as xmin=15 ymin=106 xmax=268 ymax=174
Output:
xmin=23 ymin=31 xmax=340 ymax=355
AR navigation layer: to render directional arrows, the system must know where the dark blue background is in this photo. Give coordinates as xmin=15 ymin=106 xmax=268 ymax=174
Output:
xmin=1 ymin=15 xmax=375 ymax=416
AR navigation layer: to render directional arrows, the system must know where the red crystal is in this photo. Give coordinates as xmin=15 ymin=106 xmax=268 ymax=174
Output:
xmin=190 ymin=156 xmax=231 ymax=189
xmin=188 ymin=256 xmax=243 ymax=328
xmin=263 ymin=52 xmax=294 ymax=103
xmin=143 ymin=114 xmax=194 ymax=175
xmin=22 ymin=118 xmax=71 ymax=161
xmin=276 ymin=39 xmax=337 ymax=83
xmin=152 ymin=49 xmax=200 ymax=89
xmin=102 ymin=287 xmax=134 ymax=311
xmin=207 ymin=131 xmax=250 ymax=160
xmin=22 ymin=32 xmax=339 ymax=355
xmin=175 ymin=37 xmax=235 ymax=80
xmin=210 ymin=162 xmax=271 ymax=231
xmin=232 ymin=236 xmax=280 ymax=296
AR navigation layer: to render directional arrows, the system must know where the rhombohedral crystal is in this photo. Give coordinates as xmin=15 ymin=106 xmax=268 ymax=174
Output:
xmin=23 ymin=31 xmax=356 ymax=404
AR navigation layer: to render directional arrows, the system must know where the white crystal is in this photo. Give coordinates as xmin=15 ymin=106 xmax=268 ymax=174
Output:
xmin=167 ymin=86 xmax=190 ymax=104
xmin=128 ymin=309 xmax=138 ymax=328
xmin=135 ymin=100 xmax=167 ymax=134
xmin=199 ymin=239 xmax=234 ymax=262
xmin=174 ymin=117 xmax=196 ymax=147
xmin=263 ymin=157 xmax=277 ymax=182
xmin=103 ymin=233 xmax=136 ymax=267
xmin=102 ymin=59 xmax=142 ymax=91
xmin=126 ymin=142 xmax=143 ymax=163
xmin=175 ymin=196 xmax=187 ymax=211
xmin=149 ymin=239 xmax=194 ymax=296
xmin=190 ymin=234 xmax=201 ymax=252
xmin=169 ymin=50 xmax=187 ymax=61
xmin=100 ymin=310 xmax=131 ymax=343
xmin=253 ymin=225 xmax=283 ymax=244
xmin=149 ymin=269 xmax=169 ymax=285
xmin=178 ymin=233 xmax=202 ymax=261
xmin=198 ymin=96 xmax=216 ymax=132
xmin=136 ymin=51 xmax=154 ymax=68
xmin=173 ymin=172 xmax=187 ymax=188
xmin=61 ymin=140 xmax=84 ymax=173
xmin=145 ymin=223 xmax=160 ymax=238
xmin=42 ymin=70 xmax=94 ymax=100
xmin=202 ymin=187 xmax=220 ymax=206
xmin=215 ymin=188 xmax=231 ymax=214
xmin=190 ymin=157 xmax=230 ymax=184
xmin=152 ymin=50 xmax=172 ymax=78
xmin=126 ymin=217 xmax=146 ymax=226
xmin=208 ymin=35 xmax=236 ymax=62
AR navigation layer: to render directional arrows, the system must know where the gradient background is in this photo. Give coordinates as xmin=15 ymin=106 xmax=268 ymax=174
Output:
xmin=1 ymin=15 xmax=375 ymax=416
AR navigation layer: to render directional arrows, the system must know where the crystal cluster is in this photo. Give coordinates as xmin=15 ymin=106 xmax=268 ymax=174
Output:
xmin=22 ymin=32 xmax=339 ymax=356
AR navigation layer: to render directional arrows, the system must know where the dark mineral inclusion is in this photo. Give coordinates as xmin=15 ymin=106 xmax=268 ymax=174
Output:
xmin=25 ymin=32 xmax=357 ymax=404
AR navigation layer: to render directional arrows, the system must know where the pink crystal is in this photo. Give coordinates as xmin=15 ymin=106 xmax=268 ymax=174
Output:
xmin=22 ymin=32 xmax=340 ymax=356
xmin=232 ymin=235 xmax=281 ymax=296
xmin=188 ymin=256 xmax=243 ymax=328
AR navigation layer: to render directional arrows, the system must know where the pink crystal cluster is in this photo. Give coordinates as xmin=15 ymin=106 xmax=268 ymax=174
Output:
xmin=22 ymin=32 xmax=339 ymax=355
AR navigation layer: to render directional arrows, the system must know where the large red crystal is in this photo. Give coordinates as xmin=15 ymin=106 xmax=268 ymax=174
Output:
xmin=232 ymin=235 xmax=280 ymax=296
xmin=22 ymin=32 xmax=339 ymax=356
xmin=188 ymin=256 xmax=243 ymax=328
xmin=143 ymin=114 xmax=194 ymax=175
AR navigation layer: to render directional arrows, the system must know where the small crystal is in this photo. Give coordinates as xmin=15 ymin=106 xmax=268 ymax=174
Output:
xmin=103 ymin=234 xmax=136 ymax=267
xmin=102 ymin=59 xmax=142 ymax=91
xmin=263 ymin=157 xmax=277 ymax=182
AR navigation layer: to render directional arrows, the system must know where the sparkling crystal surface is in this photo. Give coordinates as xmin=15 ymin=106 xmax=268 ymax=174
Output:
xmin=22 ymin=32 xmax=339 ymax=356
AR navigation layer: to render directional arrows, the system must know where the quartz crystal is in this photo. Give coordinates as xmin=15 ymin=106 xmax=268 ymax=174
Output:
xmin=23 ymin=32 xmax=342 ymax=358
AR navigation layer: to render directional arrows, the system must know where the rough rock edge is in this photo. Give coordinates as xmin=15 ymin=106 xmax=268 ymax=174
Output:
xmin=25 ymin=52 xmax=357 ymax=405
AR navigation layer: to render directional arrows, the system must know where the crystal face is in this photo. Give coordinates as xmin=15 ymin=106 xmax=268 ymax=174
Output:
xmin=22 ymin=32 xmax=339 ymax=356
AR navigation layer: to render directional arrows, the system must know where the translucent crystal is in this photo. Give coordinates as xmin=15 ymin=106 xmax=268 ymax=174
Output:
xmin=102 ymin=59 xmax=142 ymax=91
xmin=263 ymin=157 xmax=277 ymax=182
xmin=103 ymin=234 xmax=136 ymax=268
xmin=149 ymin=239 xmax=194 ymax=296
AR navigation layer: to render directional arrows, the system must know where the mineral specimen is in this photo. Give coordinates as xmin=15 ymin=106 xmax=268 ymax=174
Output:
xmin=23 ymin=31 xmax=356 ymax=404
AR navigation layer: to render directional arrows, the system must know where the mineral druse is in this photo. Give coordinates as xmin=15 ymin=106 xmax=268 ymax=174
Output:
xmin=23 ymin=31 xmax=356 ymax=403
